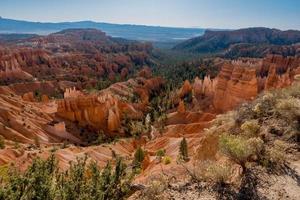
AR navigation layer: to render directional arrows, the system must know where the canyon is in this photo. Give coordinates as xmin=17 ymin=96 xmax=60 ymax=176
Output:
xmin=0 ymin=44 xmax=299 ymax=182
xmin=0 ymin=28 xmax=299 ymax=199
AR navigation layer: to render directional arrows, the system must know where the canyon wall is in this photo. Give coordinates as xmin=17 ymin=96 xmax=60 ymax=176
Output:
xmin=212 ymin=55 xmax=300 ymax=112
xmin=213 ymin=62 xmax=258 ymax=112
xmin=56 ymin=94 xmax=124 ymax=135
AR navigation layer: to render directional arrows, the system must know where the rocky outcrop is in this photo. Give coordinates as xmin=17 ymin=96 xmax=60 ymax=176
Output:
xmin=64 ymin=87 xmax=84 ymax=98
xmin=263 ymin=66 xmax=292 ymax=90
xmin=213 ymin=62 xmax=258 ymax=111
xmin=0 ymin=93 xmax=81 ymax=144
xmin=0 ymin=56 xmax=33 ymax=81
xmin=213 ymin=55 xmax=300 ymax=111
xmin=260 ymin=54 xmax=300 ymax=74
xmin=193 ymin=76 xmax=217 ymax=98
xmin=56 ymin=94 xmax=121 ymax=135
xmin=179 ymin=80 xmax=192 ymax=98
xmin=56 ymin=77 xmax=164 ymax=136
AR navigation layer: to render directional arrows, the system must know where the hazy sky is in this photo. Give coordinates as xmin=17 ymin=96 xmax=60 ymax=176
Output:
xmin=1 ymin=0 xmax=299 ymax=30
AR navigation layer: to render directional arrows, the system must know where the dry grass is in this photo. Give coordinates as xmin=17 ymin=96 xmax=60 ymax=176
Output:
xmin=140 ymin=176 xmax=168 ymax=200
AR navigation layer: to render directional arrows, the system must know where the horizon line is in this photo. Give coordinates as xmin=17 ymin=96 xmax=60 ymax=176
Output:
xmin=1 ymin=16 xmax=299 ymax=31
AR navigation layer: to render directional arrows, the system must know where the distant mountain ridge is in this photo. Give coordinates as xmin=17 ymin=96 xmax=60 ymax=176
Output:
xmin=173 ymin=27 xmax=300 ymax=57
xmin=0 ymin=33 xmax=38 ymax=42
xmin=0 ymin=17 xmax=204 ymax=44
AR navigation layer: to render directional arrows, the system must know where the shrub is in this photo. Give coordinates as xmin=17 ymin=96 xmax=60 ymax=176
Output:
xmin=250 ymin=92 xmax=278 ymax=119
xmin=275 ymin=97 xmax=300 ymax=121
xmin=265 ymin=140 xmax=291 ymax=167
xmin=92 ymin=130 xmax=110 ymax=145
xmin=206 ymin=163 xmax=232 ymax=184
xmin=179 ymin=137 xmax=189 ymax=161
xmin=3 ymin=154 xmax=57 ymax=200
xmin=156 ymin=113 xmax=167 ymax=133
xmin=162 ymin=156 xmax=172 ymax=165
xmin=127 ymin=121 xmax=146 ymax=138
xmin=240 ymin=120 xmax=260 ymax=138
xmin=155 ymin=149 xmax=166 ymax=158
xmin=219 ymin=134 xmax=263 ymax=168
xmin=141 ymin=177 xmax=168 ymax=200
xmin=0 ymin=164 xmax=9 ymax=182
xmin=0 ymin=155 xmax=132 ymax=200
xmin=189 ymin=160 xmax=231 ymax=185
xmin=247 ymin=137 xmax=264 ymax=156
xmin=280 ymin=83 xmax=300 ymax=99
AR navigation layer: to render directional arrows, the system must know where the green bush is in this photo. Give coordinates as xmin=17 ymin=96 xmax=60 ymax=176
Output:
xmin=128 ymin=121 xmax=146 ymax=138
xmin=219 ymin=134 xmax=263 ymax=167
xmin=155 ymin=149 xmax=166 ymax=158
xmin=0 ymin=155 xmax=132 ymax=200
xmin=240 ymin=120 xmax=260 ymax=138
xmin=264 ymin=140 xmax=290 ymax=167
xmin=206 ymin=163 xmax=232 ymax=184
xmin=0 ymin=164 xmax=9 ymax=182
xmin=179 ymin=138 xmax=189 ymax=161
xmin=275 ymin=97 xmax=300 ymax=121
xmin=162 ymin=156 xmax=172 ymax=165
xmin=133 ymin=146 xmax=145 ymax=167
xmin=141 ymin=177 xmax=168 ymax=200
xmin=190 ymin=161 xmax=231 ymax=185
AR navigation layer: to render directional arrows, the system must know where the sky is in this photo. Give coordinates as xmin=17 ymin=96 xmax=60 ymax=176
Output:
xmin=0 ymin=0 xmax=299 ymax=30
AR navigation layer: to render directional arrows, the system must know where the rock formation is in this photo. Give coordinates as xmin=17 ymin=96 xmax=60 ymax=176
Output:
xmin=213 ymin=55 xmax=300 ymax=111
xmin=0 ymin=56 xmax=33 ymax=81
xmin=64 ymin=87 xmax=84 ymax=98
xmin=193 ymin=76 xmax=217 ymax=98
xmin=179 ymin=80 xmax=192 ymax=98
xmin=213 ymin=62 xmax=258 ymax=111
xmin=1 ymin=28 xmax=300 ymax=189
xmin=0 ymin=93 xmax=77 ymax=144
xmin=56 ymin=77 xmax=164 ymax=136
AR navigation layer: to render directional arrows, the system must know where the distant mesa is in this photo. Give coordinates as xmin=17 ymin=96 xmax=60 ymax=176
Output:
xmin=173 ymin=27 xmax=300 ymax=57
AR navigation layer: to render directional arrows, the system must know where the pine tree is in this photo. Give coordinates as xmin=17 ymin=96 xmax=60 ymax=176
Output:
xmin=179 ymin=137 xmax=189 ymax=161
xmin=0 ymin=154 xmax=132 ymax=200
xmin=134 ymin=146 xmax=145 ymax=167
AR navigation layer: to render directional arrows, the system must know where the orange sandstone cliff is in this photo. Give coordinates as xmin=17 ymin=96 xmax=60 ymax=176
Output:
xmin=213 ymin=55 xmax=300 ymax=111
